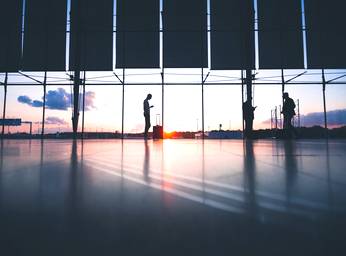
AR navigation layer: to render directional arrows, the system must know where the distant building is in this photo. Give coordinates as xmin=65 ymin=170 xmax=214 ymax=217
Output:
xmin=194 ymin=132 xmax=208 ymax=139
xmin=205 ymin=130 xmax=243 ymax=139
xmin=195 ymin=130 xmax=243 ymax=139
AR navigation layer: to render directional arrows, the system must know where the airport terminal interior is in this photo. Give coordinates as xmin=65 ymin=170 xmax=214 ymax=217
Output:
xmin=1 ymin=0 xmax=346 ymax=255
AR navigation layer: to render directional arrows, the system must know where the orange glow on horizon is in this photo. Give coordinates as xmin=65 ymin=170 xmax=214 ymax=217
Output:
xmin=164 ymin=131 xmax=174 ymax=139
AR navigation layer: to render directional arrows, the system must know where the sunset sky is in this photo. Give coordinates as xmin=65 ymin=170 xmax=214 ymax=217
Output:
xmin=1 ymin=69 xmax=346 ymax=134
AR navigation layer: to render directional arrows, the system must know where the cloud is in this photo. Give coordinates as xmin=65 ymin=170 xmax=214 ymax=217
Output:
xmin=45 ymin=116 xmax=68 ymax=125
xmin=301 ymin=109 xmax=346 ymax=127
xmin=18 ymin=95 xmax=44 ymax=108
xmin=262 ymin=109 xmax=346 ymax=127
xmin=18 ymin=95 xmax=32 ymax=104
xmin=31 ymin=100 xmax=44 ymax=107
xmin=17 ymin=88 xmax=96 ymax=111
xmin=45 ymin=88 xmax=71 ymax=110
xmin=34 ymin=116 xmax=68 ymax=125
xmin=83 ymin=91 xmax=96 ymax=111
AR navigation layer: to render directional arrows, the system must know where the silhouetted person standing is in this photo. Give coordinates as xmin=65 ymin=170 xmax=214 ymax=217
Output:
xmin=282 ymin=92 xmax=296 ymax=138
xmin=243 ymin=97 xmax=256 ymax=139
xmin=143 ymin=94 xmax=154 ymax=139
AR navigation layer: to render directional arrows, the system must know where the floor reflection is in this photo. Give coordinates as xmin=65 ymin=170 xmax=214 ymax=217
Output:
xmin=1 ymin=139 xmax=345 ymax=230
xmin=201 ymin=140 xmax=206 ymax=202
xmin=0 ymin=139 xmax=4 ymax=172
xmin=0 ymin=140 xmax=3 ymax=210
xmin=66 ymin=140 xmax=79 ymax=210
xmin=70 ymin=139 xmax=78 ymax=171
xmin=67 ymin=139 xmax=79 ymax=231
xmin=283 ymin=140 xmax=298 ymax=208
xmin=243 ymin=140 xmax=257 ymax=215
xmin=4 ymin=138 xmax=346 ymax=256
xmin=143 ymin=140 xmax=150 ymax=183
xmin=325 ymin=141 xmax=333 ymax=209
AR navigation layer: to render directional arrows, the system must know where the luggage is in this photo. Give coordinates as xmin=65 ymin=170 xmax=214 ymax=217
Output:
xmin=153 ymin=125 xmax=163 ymax=139
xmin=153 ymin=114 xmax=163 ymax=139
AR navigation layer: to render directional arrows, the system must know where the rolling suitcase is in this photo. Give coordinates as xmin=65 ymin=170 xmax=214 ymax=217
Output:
xmin=153 ymin=114 xmax=163 ymax=139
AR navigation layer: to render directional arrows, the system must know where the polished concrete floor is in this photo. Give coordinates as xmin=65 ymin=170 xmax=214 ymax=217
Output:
xmin=1 ymin=139 xmax=346 ymax=255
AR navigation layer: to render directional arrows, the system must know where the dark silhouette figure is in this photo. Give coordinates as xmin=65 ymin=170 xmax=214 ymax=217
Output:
xmin=281 ymin=92 xmax=296 ymax=139
xmin=243 ymin=97 xmax=256 ymax=139
xmin=143 ymin=94 xmax=154 ymax=139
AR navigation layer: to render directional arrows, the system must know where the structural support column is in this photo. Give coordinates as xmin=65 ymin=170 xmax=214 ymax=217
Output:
xmin=201 ymin=70 xmax=210 ymax=139
xmin=241 ymin=70 xmax=244 ymax=134
xmin=281 ymin=69 xmax=285 ymax=108
xmin=274 ymin=106 xmax=278 ymax=129
xmin=1 ymin=73 xmax=8 ymax=138
xmin=72 ymin=73 xmax=80 ymax=137
xmin=122 ymin=68 xmax=125 ymax=139
xmin=246 ymin=69 xmax=252 ymax=103
xmin=161 ymin=10 xmax=165 ymax=138
xmin=81 ymin=72 xmax=86 ymax=137
xmin=270 ymin=110 xmax=273 ymax=129
xmin=161 ymin=71 xmax=164 ymax=135
xmin=113 ymin=72 xmax=125 ymax=139
xmin=243 ymin=0 xmax=254 ymax=139
xmin=281 ymin=69 xmax=285 ymax=130
xmin=297 ymin=99 xmax=300 ymax=128
xmin=201 ymin=68 xmax=204 ymax=139
xmin=322 ymin=69 xmax=328 ymax=137
xmin=41 ymin=72 xmax=47 ymax=138
xmin=245 ymin=1 xmax=254 ymax=104
xmin=71 ymin=0 xmax=82 ymax=138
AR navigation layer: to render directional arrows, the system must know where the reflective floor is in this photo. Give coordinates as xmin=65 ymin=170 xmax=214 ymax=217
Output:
xmin=1 ymin=139 xmax=346 ymax=255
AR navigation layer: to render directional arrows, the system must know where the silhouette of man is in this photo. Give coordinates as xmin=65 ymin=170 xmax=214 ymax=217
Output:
xmin=243 ymin=97 xmax=256 ymax=139
xmin=281 ymin=92 xmax=296 ymax=138
xmin=143 ymin=94 xmax=154 ymax=139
